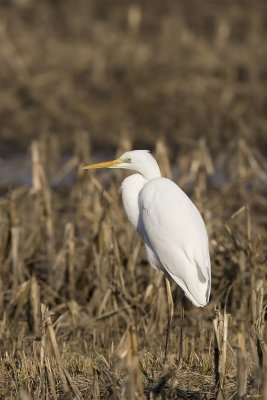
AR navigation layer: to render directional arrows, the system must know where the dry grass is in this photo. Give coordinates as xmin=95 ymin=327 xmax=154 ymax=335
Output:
xmin=0 ymin=136 xmax=266 ymax=399
xmin=0 ymin=1 xmax=266 ymax=399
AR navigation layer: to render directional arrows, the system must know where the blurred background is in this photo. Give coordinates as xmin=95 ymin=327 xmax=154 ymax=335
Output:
xmin=0 ymin=1 xmax=267 ymax=398
xmin=0 ymin=0 xmax=267 ymax=161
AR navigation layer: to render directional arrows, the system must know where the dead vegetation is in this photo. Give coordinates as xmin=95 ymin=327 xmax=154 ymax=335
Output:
xmin=0 ymin=136 xmax=266 ymax=399
xmin=0 ymin=1 xmax=266 ymax=399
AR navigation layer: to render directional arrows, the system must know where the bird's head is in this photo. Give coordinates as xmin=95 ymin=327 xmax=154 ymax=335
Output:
xmin=82 ymin=150 xmax=161 ymax=180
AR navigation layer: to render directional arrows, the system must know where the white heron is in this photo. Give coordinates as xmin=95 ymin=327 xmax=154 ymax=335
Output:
xmin=83 ymin=150 xmax=211 ymax=360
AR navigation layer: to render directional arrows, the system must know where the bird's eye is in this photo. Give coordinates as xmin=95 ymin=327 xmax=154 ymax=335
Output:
xmin=127 ymin=157 xmax=131 ymax=162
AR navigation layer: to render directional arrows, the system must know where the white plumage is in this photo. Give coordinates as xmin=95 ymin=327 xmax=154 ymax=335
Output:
xmin=83 ymin=149 xmax=211 ymax=307
xmin=137 ymin=178 xmax=210 ymax=306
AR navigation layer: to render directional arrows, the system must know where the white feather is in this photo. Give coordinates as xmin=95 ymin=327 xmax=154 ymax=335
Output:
xmin=138 ymin=178 xmax=210 ymax=306
xmin=119 ymin=151 xmax=211 ymax=307
xmin=88 ymin=149 xmax=211 ymax=307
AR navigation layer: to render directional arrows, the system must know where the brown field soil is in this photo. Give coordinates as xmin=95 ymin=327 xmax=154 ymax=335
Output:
xmin=0 ymin=1 xmax=266 ymax=399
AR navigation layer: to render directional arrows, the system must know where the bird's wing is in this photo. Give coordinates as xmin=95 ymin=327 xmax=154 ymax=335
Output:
xmin=138 ymin=177 xmax=211 ymax=307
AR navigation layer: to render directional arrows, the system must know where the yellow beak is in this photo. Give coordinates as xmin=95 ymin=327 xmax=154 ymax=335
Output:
xmin=82 ymin=159 xmax=122 ymax=170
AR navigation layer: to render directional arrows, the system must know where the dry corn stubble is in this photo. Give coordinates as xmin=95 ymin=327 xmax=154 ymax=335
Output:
xmin=0 ymin=1 xmax=266 ymax=399
xmin=0 ymin=133 xmax=265 ymax=399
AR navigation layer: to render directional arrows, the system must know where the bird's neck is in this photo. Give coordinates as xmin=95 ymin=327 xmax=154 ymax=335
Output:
xmin=121 ymin=160 xmax=161 ymax=229
xmin=121 ymin=174 xmax=146 ymax=229
xmin=138 ymin=160 xmax=161 ymax=180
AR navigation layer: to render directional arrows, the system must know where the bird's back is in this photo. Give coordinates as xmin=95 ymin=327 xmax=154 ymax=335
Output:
xmin=138 ymin=177 xmax=211 ymax=307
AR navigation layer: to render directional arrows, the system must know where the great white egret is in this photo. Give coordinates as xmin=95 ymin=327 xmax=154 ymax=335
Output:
xmin=83 ymin=150 xmax=211 ymax=360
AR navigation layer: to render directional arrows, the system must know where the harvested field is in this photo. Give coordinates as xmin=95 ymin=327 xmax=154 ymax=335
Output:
xmin=0 ymin=1 xmax=266 ymax=399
